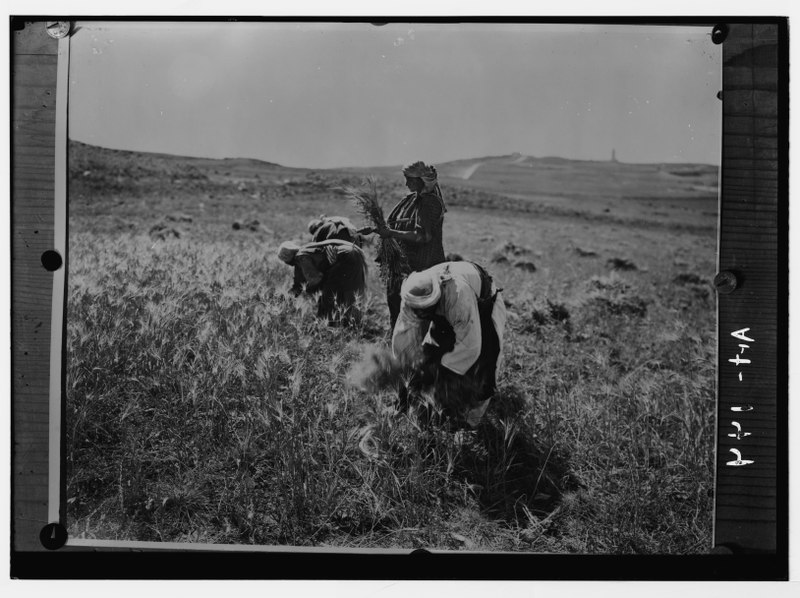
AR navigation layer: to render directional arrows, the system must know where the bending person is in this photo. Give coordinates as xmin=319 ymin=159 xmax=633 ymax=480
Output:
xmin=391 ymin=261 xmax=507 ymax=428
xmin=278 ymin=239 xmax=367 ymax=324
xmin=308 ymin=215 xmax=363 ymax=247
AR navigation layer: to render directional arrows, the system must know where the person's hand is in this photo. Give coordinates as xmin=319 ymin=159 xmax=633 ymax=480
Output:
xmin=357 ymin=226 xmax=374 ymax=235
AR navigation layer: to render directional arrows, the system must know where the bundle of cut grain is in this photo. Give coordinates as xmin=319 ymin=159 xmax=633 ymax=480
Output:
xmin=347 ymin=345 xmax=411 ymax=392
xmin=344 ymin=178 xmax=409 ymax=284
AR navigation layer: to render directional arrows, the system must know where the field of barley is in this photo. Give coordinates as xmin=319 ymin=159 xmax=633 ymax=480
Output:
xmin=65 ymin=142 xmax=718 ymax=553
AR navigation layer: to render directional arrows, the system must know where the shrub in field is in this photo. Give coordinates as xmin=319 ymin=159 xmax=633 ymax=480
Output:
xmin=606 ymin=257 xmax=638 ymax=271
xmin=513 ymin=260 xmax=537 ymax=273
xmin=587 ymin=273 xmax=632 ymax=294
xmin=574 ymin=247 xmax=599 ymax=257
xmin=581 ymin=273 xmax=648 ymax=319
xmin=511 ymin=299 xmax=572 ymax=337
xmin=491 ymin=241 xmax=533 ymax=264
xmin=584 ymin=294 xmax=648 ymax=318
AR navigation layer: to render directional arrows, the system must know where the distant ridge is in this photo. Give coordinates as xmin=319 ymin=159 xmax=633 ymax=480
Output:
xmin=69 ymin=139 xmax=719 ymax=178
xmin=69 ymin=140 xmax=718 ymax=205
xmin=69 ymin=140 xmax=288 ymax=170
xmin=68 ymin=139 xmax=717 ymax=235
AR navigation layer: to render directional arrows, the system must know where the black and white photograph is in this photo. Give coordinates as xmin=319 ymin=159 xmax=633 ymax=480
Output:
xmin=62 ymin=20 xmax=724 ymax=554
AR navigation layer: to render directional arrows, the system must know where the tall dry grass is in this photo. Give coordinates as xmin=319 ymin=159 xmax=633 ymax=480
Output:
xmin=66 ymin=226 xmax=715 ymax=552
xmin=66 ymin=143 xmax=716 ymax=552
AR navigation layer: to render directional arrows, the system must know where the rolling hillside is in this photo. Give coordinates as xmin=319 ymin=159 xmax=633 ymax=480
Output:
xmin=70 ymin=141 xmax=718 ymax=231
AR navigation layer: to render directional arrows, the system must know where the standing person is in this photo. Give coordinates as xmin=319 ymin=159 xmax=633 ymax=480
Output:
xmin=307 ymin=215 xmax=363 ymax=247
xmin=391 ymin=260 xmax=507 ymax=428
xmin=359 ymin=161 xmax=447 ymax=330
xmin=277 ymin=239 xmax=368 ymax=324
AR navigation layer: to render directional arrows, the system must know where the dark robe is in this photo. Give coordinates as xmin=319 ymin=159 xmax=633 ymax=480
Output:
xmin=291 ymin=239 xmax=368 ymax=322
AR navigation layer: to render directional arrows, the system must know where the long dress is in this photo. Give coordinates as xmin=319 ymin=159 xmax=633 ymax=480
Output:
xmin=384 ymin=190 xmax=447 ymax=328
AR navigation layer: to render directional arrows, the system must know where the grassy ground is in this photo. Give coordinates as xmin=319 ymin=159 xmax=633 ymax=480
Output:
xmin=65 ymin=143 xmax=717 ymax=553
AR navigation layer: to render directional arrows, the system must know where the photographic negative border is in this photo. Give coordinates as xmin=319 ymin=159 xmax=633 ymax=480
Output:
xmin=9 ymin=15 xmax=789 ymax=580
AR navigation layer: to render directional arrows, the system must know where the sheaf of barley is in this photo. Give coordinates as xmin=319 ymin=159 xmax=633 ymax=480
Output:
xmin=344 ymin=177 xmax=410 ymax=284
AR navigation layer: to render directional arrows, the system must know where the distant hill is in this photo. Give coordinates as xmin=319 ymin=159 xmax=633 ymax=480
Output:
xmin=69 ymin=141 xmax=305 ymax=178
xmin=70 ymin=140 xmax=718 ymax=208
xmin=427 ymin=153 xmax=718 ymax=202
xmin=69 ymin=140 xmax=718 ymax=231
xmin=297 ymin=149 xmax=716 ymax=204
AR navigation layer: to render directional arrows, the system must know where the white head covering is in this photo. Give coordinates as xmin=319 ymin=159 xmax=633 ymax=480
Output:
xmin=401 ymin=270 xmax=442 ymax=310
xmin=278 ymin=241 xmax=301 ymax=264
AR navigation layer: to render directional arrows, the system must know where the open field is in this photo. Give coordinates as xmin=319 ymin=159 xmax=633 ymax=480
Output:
xmin=66 ymin=142 xmax=717 ymax=553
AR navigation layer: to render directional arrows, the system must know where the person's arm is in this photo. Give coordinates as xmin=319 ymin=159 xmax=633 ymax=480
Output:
xmin=439 ymin=281 xmax=482 ymax=375
xmin=391 ymin=308 xmax=427 ymax=366
xmin=357 ymin=223 xmax=416 ymax=241
xmin=376 ymin=195 xmax=443 ymax=244
xmin=377 ymin=225 xmax=425 ymax=244
xmin=291 ymin=266 xmax=305 ymax=296
xmin=296 ymin=255 xmax=325 ymax=294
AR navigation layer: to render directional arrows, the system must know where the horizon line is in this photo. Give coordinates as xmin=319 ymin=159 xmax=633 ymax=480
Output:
xmin=68 ymin=137 xmax=721 ymax=171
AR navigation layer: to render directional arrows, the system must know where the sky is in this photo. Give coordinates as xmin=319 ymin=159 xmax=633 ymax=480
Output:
xmin=68 ymin=21 xmax=722 ymax=169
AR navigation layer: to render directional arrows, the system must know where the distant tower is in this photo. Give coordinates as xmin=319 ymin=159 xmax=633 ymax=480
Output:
xmin=611 ymin=148 xmax=618 ymax=163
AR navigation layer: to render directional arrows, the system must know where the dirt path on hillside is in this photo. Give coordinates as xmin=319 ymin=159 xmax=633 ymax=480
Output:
xmin=449 ymin=161 xmax=485 ymax=180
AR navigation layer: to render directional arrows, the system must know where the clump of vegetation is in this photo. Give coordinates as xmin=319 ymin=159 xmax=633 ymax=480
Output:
xmin=588 ymin=273 xmax=632 ymax=294
xmin=514 ymin=260 xmax=537 ymax=273
xmin=232 ymin=218 xmax=262 ymax=232
xmin=574 ymin=247 xmax=598 ymax=257
xmin=523 ymin=299 xmax=571 ymax=331
xmin=492 ymin=241 xmax=533 ymax=262
xmin=583 ymin=273 xmax=648 ymax=318
xmin=148 ymin=222 xmax=181 ymax=241
xmin=492 ymin=242 xmax=538 ymax=272
xmin=584 ymin=294 xmax=648 ymax=318
xmin=672 ymin=272 xmax=708 ymax=286
xmin=607 ymin=257 xmax=638 ymax=271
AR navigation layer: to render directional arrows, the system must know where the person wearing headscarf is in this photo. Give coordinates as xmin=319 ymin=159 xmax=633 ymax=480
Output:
xmin=307 ymin=215 xmax=363 ymax=247
xmin=278 ymin=239 xmax=368 ymax=324
xmin=390 ymin=260 xmax=507 ymax=428
xmin=359 ymin=161 xmax=447 ymax=330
